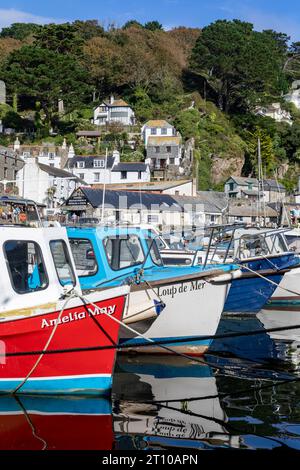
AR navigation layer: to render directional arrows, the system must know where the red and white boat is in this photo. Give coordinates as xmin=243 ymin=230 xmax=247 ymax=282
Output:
xmin=0 ymin=225 xmax=129 ymax=395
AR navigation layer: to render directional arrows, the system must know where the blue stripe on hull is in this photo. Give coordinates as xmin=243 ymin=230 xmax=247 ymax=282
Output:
xmin=224 ymin=274 xmax=283 ymax=313
xmin=0 ymin=396 xmax=112 ymax=415
xmin=0 ymin=375 xmax=112 ymax=396
xmin=119 ymin=336 xmax=211 ymax=351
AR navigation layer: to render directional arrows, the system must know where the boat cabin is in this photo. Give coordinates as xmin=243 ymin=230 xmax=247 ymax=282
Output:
xmin=66 ymin=226 xmax=163 ymax=290
xmin=0 ymin=226 xmax=79 ymax=316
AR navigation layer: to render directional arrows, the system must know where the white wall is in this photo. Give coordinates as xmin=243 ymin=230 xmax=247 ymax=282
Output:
xmin=142 ymin=125 xmax=174 ymax=145
xmin=17 ymin=158 xmax=77 ymax=207
xmin=163 ymin=181 xmax=193 ymax=196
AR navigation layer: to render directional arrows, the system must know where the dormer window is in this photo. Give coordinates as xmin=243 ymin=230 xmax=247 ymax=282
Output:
xmin=94 ymin=159 xmax=105 ymax=168
xmin=77 ymin=161 xmax=85 ymax=169
xmin=151 ymin=128 xmax=157 ymax=135
xmin=161 ymin=128 xmax=167 ymax=135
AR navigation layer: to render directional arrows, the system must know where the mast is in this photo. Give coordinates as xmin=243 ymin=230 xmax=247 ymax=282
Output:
xmin=101 ymin=147 xmax=108 ymax=222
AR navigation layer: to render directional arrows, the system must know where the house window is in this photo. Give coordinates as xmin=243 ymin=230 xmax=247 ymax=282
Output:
xmin=121 ymin=171 xmax=127 ymax=179
xmin=155 ymin=146 xmax=160 ymax=153
xmin=151 ymin=128 xmax=157 ymax=135
xmin=48 ymin=153 xmax=55 ymax=160
xmin=248 ymin=183 xmax=253 ymax=190
xmin=79 ymin=173 xmax=84 ymax=180
xmin=138 ymin=171 xmax=142 ymax=180
xmin=4 ymin=167 xmax=8 ymax=178
xmin=229 ymin=182 xmax=234 ymax=191
xmin=166 ymin=146 xmax=171 ymax=153
xmin=94 ymin=159 xmax=105 ymax=168
xmin=169 ymin=158 xmax=175 ymax=164
xmin=161 ymin=128 xmax=167 ymax=135
xmin=94 ymin=172 xmax=100 ymax=182
xmin=77 ymin=161 xmax=85 ymax=169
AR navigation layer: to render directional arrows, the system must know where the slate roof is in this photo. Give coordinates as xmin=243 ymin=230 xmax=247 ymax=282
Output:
xmin=227 ymin=176 xmax=285 ymax=191
xmin=38 ymin=163 xmax=84 ymax=182
xmin=111 ymin=162 xmax=148 ymax=172
xmin=69 ymin=187 xmax=183 ymax=211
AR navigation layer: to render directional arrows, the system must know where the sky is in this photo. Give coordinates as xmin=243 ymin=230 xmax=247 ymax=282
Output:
xmin=0 ymin=0 xmax=299 ymax=40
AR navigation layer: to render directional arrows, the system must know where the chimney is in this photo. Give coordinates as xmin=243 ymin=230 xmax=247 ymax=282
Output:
xmin=110 ymin=95 xmax=114 ymax=105
xmin=14 ymin=137 xmax=20 ymax=151
xmin=112 ymin=149 xmax=120 ymax=164
xmin=61 ymin=138 xmax=67 ymax=150
xmin=68 ymin=143 xmax=75 ymax=159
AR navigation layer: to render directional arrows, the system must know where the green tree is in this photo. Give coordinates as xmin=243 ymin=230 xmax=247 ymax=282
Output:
xmin=190 ymin=20 xmax=288 ymax=112
xmin=144 ymin=21 xmax=163 ymax=31
xmin=122 ymin=20 xmax=143 ymax=29
xmin=33 ymin=23 xmax=83 ymax=55
xmin=0 ymin=23 xmax=42 ymax=40
xmin=3 ymin=46 xmax=91 ymax=127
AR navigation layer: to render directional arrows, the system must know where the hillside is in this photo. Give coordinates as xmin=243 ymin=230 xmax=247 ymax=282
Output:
xmin=0 ymin=19 xmax=300 ymax=191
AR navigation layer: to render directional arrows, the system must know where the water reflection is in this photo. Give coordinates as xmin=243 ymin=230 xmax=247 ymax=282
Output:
xmin=258 ymin=307 xmax=300 ymax=369
xmin=0 ymin=395 xmax=112 ymax=450
xmin=1 ymin=313 xmax=300 ymax=450
xmin=113 ymin=356 xmax=240 ymax=450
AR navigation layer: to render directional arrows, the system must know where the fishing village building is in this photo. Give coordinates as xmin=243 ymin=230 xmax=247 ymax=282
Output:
xmin=224 ymin=176 xmax=286 ymax=203
xmin=67 ymin=150 xmax=150 ymax=185
xmin=0 ymin=145 xmax=24 ymax=193
xmin=93 ymin=96 xmax=136 ymax=126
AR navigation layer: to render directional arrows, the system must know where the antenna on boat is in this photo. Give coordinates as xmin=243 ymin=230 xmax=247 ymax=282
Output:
xmin=257 ymin=138 xmax=266 ymax=227
xmin=101 ymin=147 xmax=108 ymax=222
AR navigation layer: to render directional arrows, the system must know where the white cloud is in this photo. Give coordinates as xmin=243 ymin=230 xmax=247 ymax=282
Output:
xmin=0 ymin=8 xmax=63 ymax=29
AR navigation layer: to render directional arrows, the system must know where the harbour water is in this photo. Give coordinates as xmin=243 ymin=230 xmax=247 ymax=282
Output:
xmin=0 ymin=308 xmax=300 ymax=450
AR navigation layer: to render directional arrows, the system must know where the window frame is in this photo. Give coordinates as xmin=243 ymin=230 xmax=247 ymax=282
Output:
xmin=4 ymin=239 xmax=49 ymax=295
xmin=49 ymin=239 xmax=77 ymax=287
xmin=103 ymin=235 xmax=145 ymax=272
xmin=68 ymin=237 xmax=99 ymax=278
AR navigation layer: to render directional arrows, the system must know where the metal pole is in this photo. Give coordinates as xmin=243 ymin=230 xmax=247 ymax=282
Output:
xmin=101 ymin=148 xmax=108 ymax=221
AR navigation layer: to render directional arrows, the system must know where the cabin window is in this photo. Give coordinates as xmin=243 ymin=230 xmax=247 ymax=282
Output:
xmin=50 ymin=240 xmax=76 ymax=286
xmin=69 ymin=239 xmax=98 ymax=277
xmin=146 ymin=237 xmax=163 ymax=266
xmin=4 ymin=240 xmax=48 ymax=294
xmin=103 ymin=235 xmax=144 ymax=270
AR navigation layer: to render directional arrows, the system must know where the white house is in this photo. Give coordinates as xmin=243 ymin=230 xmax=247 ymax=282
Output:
xmin=67 ymin=150 xmax=150 ymax=185
xmin=93 ymin=96 xmax=135 ymax=126
xmin=13 ymin=138 xmax=69 ymax=169
xmin=16 ymin=157 xmax=82 ymax=207
xmin=141 ymin=120 xmax=176 ymax=145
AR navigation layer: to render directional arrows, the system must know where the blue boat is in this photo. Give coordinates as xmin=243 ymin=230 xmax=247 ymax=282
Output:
xmin=66 ymin=225 xmax=239 ymax=355
xmin=222 ymin=228 xmax=300 ymax=313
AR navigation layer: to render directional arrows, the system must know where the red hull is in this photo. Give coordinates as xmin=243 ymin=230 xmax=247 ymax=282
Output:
xmin=0 ymin=295 xmax=125 ymax=394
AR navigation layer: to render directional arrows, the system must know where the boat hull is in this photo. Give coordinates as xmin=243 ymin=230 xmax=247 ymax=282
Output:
xmin=223 ymin=272 xmax=283 ymax=314
xmin=268 ymin=267 xmax=300 ymax=306
xmin=120 ymin=275 xmax=230 ymax=355
xmin=0 ymin=293 xmax=126 ymax=395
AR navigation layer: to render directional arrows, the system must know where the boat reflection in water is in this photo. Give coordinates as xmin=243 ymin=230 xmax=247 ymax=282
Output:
xmin=258 ymin=306 xmax=300 ymax=368
xmin=113 ymin=356 xmax=240 ymax=450
xmin=0 ymin=395 xmax=112 ymax=450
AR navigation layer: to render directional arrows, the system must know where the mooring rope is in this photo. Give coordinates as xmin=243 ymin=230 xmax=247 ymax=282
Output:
xmin=12 ymin=290 xmax=78 ymax=394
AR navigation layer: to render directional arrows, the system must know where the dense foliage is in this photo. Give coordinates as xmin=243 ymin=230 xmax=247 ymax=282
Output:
xmin=0 ymin=19 xmax=300 ymax=190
